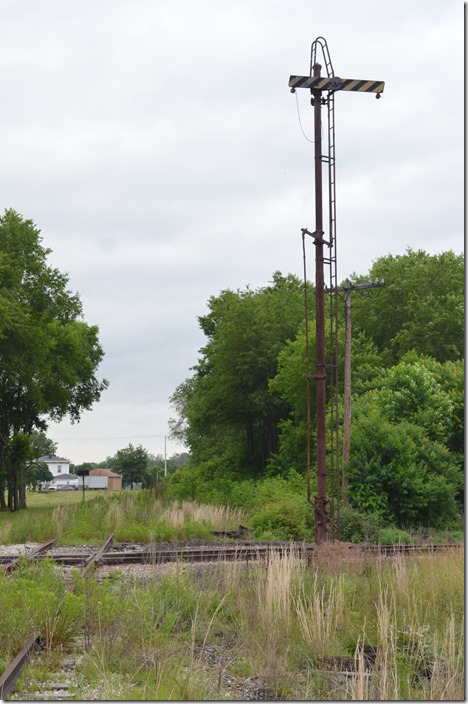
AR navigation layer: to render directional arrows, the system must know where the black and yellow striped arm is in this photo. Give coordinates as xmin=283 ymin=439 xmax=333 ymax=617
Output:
xmin=289 ymin=75 xmax=385 ymax=95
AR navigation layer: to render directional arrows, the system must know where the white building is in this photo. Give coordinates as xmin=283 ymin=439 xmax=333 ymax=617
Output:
xmin=38 ymin=455 xmax=71 ymax=478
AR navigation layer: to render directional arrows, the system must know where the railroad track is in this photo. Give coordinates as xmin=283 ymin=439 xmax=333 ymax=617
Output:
xmin=0 ymin=535 xmax=115 ymax=700
xmin=0 ymin=539 xmax=461 ymax=567
xmin=0 ymin=538 xmax=56 ymax=573
xmin=0 ymin=537 xmax=462 ymax=700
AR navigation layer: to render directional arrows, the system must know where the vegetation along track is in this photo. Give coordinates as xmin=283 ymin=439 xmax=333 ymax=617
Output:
xmin=0 ymin=537 xmax=462 ymax=700
xmin=0 ymin=539 xmax=461 ymax=568
xmin=0 ymin=535 xmax=115 ymax=700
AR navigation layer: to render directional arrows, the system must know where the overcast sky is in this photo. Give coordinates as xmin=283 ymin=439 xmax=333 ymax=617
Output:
xmin=0 ymin=0 xmax=463 ymax=464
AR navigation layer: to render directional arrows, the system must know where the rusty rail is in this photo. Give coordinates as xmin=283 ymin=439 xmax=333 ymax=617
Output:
xmin=27 ymin=541 xmax=463 ymax=566
xmin=0 ymin=541 xmax=462 ymax=568
xmin=81 ymin=533 xmax=114 ymax=575
xmin=0 ymin=534 xmax=114 ymax=700
xmin=0 ymin=633 xmax=41 ymax=700
xmin=1 ymin=539 xmax=56 ymax=574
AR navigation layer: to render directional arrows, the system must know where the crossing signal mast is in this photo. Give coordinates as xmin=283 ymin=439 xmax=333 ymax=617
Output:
xmin=289 ymin=37 xmax=385 ymax=544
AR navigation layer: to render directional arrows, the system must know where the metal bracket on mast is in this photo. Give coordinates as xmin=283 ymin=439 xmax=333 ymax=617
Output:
xmin=301 ymin=227 xmax=330 ymax=247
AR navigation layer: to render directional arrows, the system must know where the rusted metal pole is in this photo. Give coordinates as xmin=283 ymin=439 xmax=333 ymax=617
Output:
xmin=312 ymin=62 xmax=328 ymax=544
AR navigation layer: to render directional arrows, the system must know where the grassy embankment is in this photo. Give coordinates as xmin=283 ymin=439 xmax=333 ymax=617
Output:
xmin=0 ymin=489 xmax=463 ymax=546
xmin=2 ymin=543 xmax=464 ymax=700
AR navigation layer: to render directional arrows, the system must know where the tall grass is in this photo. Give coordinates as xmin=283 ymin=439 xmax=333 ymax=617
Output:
xmin=0 ymin=491 xmax=247 ymax=544
xmin=159 ymin=500 xmax=245 ymax=531
xmin=70 ymin=545 xmax=463 ymax=700
xmin=2 ymin=519 xmax=463 ymax=700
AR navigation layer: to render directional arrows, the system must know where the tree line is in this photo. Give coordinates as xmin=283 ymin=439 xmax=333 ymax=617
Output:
xmin=0 ymin=206 xmax=462 ymax=530
xmin=72 ymin=445 xmax=190 ymax=489
xmin=168 ymin=251 xmax=464 ymax=529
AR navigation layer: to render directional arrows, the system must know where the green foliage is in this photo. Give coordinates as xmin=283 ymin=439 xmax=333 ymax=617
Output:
xmin=110 ymin=444 xmax=148 ymax=488
xmin=0 ymin=209 xmax=108 ymax=510
xmin=376 ymin=360 xmax=453 ymax=443
xmin=377 ymin=527 xmax=413 ymax=545
xmin=72 ymin=461 xmax=99 ymax=474
xmin=45 ymin=591 xmax=85 ymax=648
xmin=417 ymin=356 xmax=464 ymax=455
xmin=30 ymin=430 xmax=57 ymax=459
xmin=0 ymin=558 xmax=68 ymax=663
xmin=250 ymin=495 xmax=313 ymax=540
xmin=348 ymin=402 xmax=461 ymax=527
xmin=170 ymin=272 xmax=306 ymax=477
xmin=167 ymin=251 xmax=464 ymax=534
xmin=351 ymin=248 xmax=464 ymax=364
xmin=26 ymin=461 xmax=53 ymax=489
xmin=338 ymin=505 xmax=383 ymax=543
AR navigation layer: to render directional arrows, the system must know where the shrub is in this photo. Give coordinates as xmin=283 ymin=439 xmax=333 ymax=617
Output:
xmin=377 ymin=527 xmax=413 ymax=544
xmin=250 ymin=496 xmax=313 ymax=541
xmin=338 ymin=506 xmax=383 ymax=543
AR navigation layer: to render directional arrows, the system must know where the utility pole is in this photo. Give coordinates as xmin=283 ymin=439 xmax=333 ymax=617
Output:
xmin=329 ymin=279 xmax=385 ymax=505
xmin=164 ymin=436 xmax=167 ymax=477
xmin=289 ymin=38 xmax=384 ymax=543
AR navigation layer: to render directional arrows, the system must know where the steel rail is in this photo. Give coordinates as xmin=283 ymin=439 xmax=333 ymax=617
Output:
xmin=0 ymin=633 xmax=41 ymax=700
xmin=81 ymin=533 xmax=114 ymax=575
xmin=0 ymin=541 xmax=462 ymax=567
xmin=0 ymin=534 xmax=114 ymax=701
xmin=1 ymin=538 xmax=56 ymax=574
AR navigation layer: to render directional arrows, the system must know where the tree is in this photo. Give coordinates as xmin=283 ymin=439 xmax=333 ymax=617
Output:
xmin=375 ymin=359 xmax=454 ymax=444
xmin=168 ymin=253 xmax=463 ymax=529
xmin=170 ymin=273 xmax=306 ymax=478
xmin=30 ymin=430 xmax=57 ymax=459
xmin=25 ymin=461 xmax=53 ymax=491
xmin=348 ymin=403 xmax=461 ymax=527
xmin=343 ymin=355 xmax=463 ymax=526
xmin=111 ymin=444 xmax=148 ymax=489
xmin=0 ymin=209 xmax=108 ymax=510
xmin=351 ymin=249 xmax=464 ymax=364
xmin=71 ymin=461 xmax=98 ymax=474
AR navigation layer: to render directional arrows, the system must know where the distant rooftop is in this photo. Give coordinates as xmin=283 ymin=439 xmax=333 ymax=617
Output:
xmin=89 ymin=468 xmax=122 ymax=478
xmin=38 ymin=455 xmax=70 ymax=463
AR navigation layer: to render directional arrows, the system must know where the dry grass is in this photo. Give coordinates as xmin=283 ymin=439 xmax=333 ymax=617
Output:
xmin=233 ymin=546 xmax=464 ymax=700
xmin=55 ymin=546 xmax=464 ymax=700
xmin=157 ymin=499 xmax=246 ymax=530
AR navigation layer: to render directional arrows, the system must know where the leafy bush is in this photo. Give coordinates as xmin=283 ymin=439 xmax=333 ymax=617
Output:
xmin=349 ymin=405 xmax=462 ymax=527
xmin=250 ymin=496 xmax=313 ymax=541
xmin=338 ymin=505 xmax=383 ymax=543
xmin=377 ymin=527 xmax=413 ymax=544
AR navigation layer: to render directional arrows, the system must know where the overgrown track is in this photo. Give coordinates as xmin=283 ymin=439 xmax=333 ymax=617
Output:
xmin=0 ymin=538 xmax=56 ymax=574
xmin=0 ymin=537 xmax=462 ymax=700
xmin=360 ymin=542 xmax=462 ymax=555
xmin=0 ymin=534 xmax=115 ymax=701
xmin=0 ymin=540 xmax=461 ymax=568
